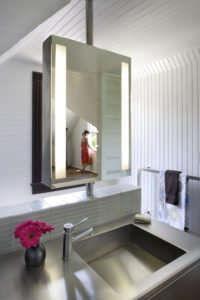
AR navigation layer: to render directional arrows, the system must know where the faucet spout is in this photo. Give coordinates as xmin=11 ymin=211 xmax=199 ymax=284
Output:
xmin=72 ymin=227 xmax=93 ymax=243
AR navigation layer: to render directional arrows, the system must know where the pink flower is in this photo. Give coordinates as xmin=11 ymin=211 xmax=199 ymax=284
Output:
xmin=20 ymin=225 xmax=42 ymax=249
xmin=14 ymin=220 xmax=35 ymax=238
xmin=14 ymin=220 xmax=55 ymax=249
xmin=40 ymin=224 xmax=55 ymax=234
xmin=32 ymin=221 xmax=55 ymax=234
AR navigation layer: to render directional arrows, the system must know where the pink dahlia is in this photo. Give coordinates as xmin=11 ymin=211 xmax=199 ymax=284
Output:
xmin=20 ymin=225 xmax=42 ymax=249
xmin=14 ymin=220 xmax=35 ymax=238
xmin=14 ymin=220 xmax=55 ymax=249
xmin=40 ymin=223 xmax=55 ymax=234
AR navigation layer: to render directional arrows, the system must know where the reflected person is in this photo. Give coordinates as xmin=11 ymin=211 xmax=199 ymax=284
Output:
xmin=81 ymin=130 xmax=95 ymax=172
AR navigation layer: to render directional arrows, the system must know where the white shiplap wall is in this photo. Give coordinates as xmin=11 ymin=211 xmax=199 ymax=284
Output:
xmin=132 ymin=48 xmax=200 ymax=235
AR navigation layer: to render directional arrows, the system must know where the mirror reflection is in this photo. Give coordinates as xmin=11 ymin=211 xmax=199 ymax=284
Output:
xmin=52 ymin=109 xmax=98 ymax=186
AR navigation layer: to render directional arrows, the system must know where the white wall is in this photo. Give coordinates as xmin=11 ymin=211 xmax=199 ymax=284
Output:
xmin=67 ymin=70 xmax=98 ymax=127
xmin=0 ymin=58 xmax=42 ymax=206
xmin=132 ymin=48 xmax=200 ymax=235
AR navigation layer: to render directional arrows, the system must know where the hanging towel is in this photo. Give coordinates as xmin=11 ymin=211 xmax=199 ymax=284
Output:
xmin=165 ymin=170 xmax=181 ymax=205
xmin=158 ymin=170 xmax=190 ymax=231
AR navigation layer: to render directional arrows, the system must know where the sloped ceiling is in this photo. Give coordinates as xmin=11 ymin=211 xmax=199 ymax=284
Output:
xmin=0 ymin=0 xmax=71 ymax=56
xmin=1 ymin=0 xmax=200 ymax=66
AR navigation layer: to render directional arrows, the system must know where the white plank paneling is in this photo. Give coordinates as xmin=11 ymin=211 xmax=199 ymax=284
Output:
xmin=133 ymin=48 xmax=200 ymax=235
xmin=1 ymin=0 xmax=200 ymax=67
xmin=0 ymin=0 xmax=70 ymax=56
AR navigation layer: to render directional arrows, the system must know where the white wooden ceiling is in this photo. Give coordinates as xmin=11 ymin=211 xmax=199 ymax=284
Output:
xmin=0 ymin=0 xmax=70 ymax=56
xmin=1 ymin=0 xmax=200 ymax=66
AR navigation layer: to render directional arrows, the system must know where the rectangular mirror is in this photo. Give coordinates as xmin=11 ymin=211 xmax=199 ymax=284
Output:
xmin=42 ymin=35 xmax=131 ymax=190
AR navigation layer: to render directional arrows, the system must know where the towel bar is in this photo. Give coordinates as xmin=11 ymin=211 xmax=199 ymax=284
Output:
xmin=137 ymin=167 xmax=200 ymax=186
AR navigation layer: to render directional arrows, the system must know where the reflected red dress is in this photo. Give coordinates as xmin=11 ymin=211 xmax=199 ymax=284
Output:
xmin=81 ymin=140 xmax=92 ymax=165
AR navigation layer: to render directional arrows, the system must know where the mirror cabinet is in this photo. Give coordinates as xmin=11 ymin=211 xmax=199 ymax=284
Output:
xmin=33 ymin=35 xmax=131 ymax=192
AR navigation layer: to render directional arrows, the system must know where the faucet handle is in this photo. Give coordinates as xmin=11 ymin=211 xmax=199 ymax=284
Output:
xmin=73 ymin=218 xmax=88 ymax=228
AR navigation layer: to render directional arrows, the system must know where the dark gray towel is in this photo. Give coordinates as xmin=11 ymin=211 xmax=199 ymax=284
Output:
xmin=165 ymin=170 xmax=181 ymax=205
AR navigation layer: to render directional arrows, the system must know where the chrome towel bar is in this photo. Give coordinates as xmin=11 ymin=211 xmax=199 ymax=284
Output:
xmin=137 ymin=167 xmax=200 ymax=186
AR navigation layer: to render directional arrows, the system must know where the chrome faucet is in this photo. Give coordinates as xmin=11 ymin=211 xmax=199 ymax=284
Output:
xmin=62 ymin=218 xmax=93 ymax=260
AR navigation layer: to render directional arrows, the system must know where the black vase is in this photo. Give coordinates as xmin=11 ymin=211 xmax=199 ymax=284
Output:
xmin=25 ymin=242 xmax=46 ymax=268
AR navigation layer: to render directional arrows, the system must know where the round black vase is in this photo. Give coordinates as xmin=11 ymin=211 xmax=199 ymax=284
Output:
xmin=25 ymin=243 xmax=46 ymax=268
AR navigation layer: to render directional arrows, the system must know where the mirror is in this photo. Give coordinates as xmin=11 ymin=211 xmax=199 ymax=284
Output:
xmin=41 ymin=35 xmax=131 ymax=190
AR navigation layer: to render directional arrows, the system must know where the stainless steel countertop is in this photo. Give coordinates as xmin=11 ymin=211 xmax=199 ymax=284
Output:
xmin=1 ymin=217 xmax=200 ymax=300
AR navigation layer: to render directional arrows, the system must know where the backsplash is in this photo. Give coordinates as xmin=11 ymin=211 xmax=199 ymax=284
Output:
xmin=0 ymin=184 xmax=141 ymax=255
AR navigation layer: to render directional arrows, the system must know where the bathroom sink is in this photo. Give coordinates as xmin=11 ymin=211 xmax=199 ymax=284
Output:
xmin=73 ymin=224 xmax=186 ymax=293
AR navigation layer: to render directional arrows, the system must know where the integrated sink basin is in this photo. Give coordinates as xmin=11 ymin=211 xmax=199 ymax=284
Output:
xmin=1 ymin=217 xmax=200 ymax=300
xmin=73 ymin=224 xmax=186 ymax=293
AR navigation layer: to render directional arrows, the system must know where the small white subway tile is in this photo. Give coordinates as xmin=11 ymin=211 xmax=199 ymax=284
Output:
xmin=130 ymin=196 xmax=141 ymax=214
xmin=97 ymin=195 xmax=121 ymax=226
xmin=0 ymin=184 xmax=141 ymax=255
xmin=120 ymin=192 xmax=132 ymax=216
xmin=82 ymin=201 xmax=97 ymax=229
xmin=0 ymin=214 xmax=12 ymax=226
xmin=12 ymin=238 xmax=23 ymax=251
xmin=32 ymin=208 xmax=51 ymax=223
xmin=0 ymin=218 xmax=12 ymax=233
xmin=0 ymin=217 xmax=12 ymax=254
xmin=50 ymin=206 xmax=68 ymax=239
xmin=39 ymin=233 xmax=51 ymax=243
xmin=0 ymin=240 xmax=12 ymax=255
xmin=66 ymin=204 xmax=84 ymax=232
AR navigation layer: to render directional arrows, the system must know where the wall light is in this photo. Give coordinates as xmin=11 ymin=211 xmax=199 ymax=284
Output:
xmin=54 ymin=44 xmax=67 ymax=179
xmin=121 ymin=62 xmax=129 ymax=171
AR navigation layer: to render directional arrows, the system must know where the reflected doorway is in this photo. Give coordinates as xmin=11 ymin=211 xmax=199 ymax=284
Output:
xmin=52 ymin=108 xmax=98 ymax=186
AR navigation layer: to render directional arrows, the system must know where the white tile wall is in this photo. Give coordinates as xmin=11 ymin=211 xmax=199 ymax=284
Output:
xmin=96 ymin=194 xmax=121 ymax=226
xmin=0 ymin=217 xmax=13 ymax=254
xmin=0 ymin=184 xmax=141 ymax=255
